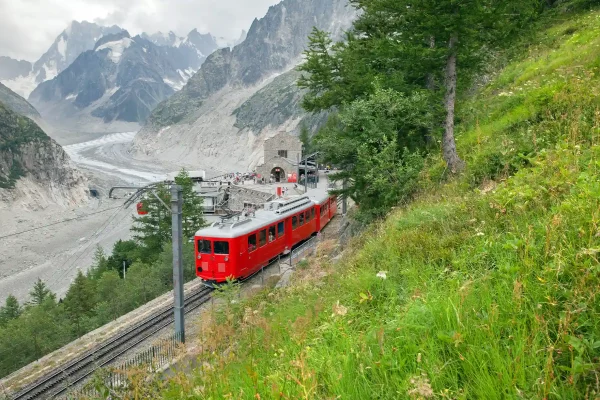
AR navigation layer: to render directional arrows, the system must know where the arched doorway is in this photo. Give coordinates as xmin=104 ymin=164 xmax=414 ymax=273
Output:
xmin=271 ymin=167 xmax=285 ymax=183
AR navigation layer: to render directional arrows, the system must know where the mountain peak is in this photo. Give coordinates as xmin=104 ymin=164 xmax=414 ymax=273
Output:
xmin=94 ymin=30 xmax=131 ymax=50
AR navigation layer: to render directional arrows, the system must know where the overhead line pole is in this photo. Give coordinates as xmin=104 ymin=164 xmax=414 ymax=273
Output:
xmin=170 ymin=185 xmax=185 ymax=343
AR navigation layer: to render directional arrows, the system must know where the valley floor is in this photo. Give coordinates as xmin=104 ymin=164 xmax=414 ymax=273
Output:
xmin=0 ymin=131 xmax=175 ymax=303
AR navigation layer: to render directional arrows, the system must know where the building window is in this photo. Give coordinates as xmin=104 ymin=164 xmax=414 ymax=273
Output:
xmin=278 ymin=150 xmax=288 ymax=158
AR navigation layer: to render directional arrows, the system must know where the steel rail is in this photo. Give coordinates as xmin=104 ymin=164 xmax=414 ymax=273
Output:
xmin=11 ymin=286 xmax=213 ymax=400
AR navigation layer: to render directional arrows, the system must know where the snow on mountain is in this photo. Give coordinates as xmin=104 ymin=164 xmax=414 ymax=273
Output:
xmin=95 ymin=37 xmax=133 ymax=63
xmin=0 ymin=21 xmax=123 ymax=98
xmin=28 ymin=29 xmax=219 ymax=132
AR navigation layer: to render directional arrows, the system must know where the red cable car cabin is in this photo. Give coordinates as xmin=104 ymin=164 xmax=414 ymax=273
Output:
xmin=195 ymin=188 xmax=336 ymax=283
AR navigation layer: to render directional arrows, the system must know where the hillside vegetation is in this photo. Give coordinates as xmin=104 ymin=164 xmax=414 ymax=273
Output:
xmin=98 ymin=4 xmax=600 ymax=400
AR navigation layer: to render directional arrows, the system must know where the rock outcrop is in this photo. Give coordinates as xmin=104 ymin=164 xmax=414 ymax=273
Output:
xmin=134 ymin=0 xmax=355 ymax=174
xmin=0 ymin=86 xmax=87 ymax=209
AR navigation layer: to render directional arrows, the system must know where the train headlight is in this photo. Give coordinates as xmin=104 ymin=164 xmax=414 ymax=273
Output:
xmin=225 ymin=256 xmax=229 ymax=262
xmin=197 ymin=254 xmax=202 ymax=260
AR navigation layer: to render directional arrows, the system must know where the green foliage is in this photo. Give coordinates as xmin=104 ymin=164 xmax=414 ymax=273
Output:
xmin=29 ymin=278 xmax=54 ymax=305
xmin=0 ymin=295 xmax=21 ymax=326
xmin=133 ymin=169 xmax=206 ymax=253
xmin=92 ymin=5 xmax=600 ymax=399
xmin=316 ymin=87 xmax=430 ymax=221
xmin=0 ymin=102 xmax=49 ymax=188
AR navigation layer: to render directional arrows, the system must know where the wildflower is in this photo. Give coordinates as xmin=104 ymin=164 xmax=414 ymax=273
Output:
xmin=407 ymin=373 xmax=434 ymax=398
xmin=476 ymin=232 xmax=485 ymax=236
xmin=332 ymin=300 xmax=348 ymax=316
xmin=376 ymin=271 xmax=388 ymax=279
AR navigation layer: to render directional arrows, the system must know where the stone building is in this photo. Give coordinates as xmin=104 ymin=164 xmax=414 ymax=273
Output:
xmin=255 ymin=132 xmax=302 ymax=183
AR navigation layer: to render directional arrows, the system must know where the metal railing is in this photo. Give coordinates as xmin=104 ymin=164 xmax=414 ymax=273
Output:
xmin=63 ymin=332 xmax=184 ymax=399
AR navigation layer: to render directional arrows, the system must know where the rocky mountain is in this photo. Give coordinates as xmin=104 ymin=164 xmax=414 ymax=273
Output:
xmin=0 ymin=82 xmax=40 ymax=121
xmin=134 ymin=0 xmax=356 ymax=174
xmin=0 ymin=85 xmax=87 ymax=209
xmin=0 ymin=21 xmax=123 ymax=98
xmin=141 ymin=29 xmax=220 ymax=71
xmin=0 ymin=57 xmax=32 ymax=81
xmin=28 ymin=29 xmax=216 ymax=132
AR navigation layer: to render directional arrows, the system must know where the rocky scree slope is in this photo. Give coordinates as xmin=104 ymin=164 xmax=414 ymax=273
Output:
xmin=0 ymin=95 xmax=87 ymax=208
xmin=28 ymin=30 xmax=217 ymax=133
xmin=134 ymin=0 xmax=355 ymax=173
xmin=0 ymin=21 xmax=123 ymax=98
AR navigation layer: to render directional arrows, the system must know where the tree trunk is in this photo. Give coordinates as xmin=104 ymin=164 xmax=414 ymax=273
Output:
xmin=424 ymin=36 xmax=436 ymax=145
xmin=443 ymin=34 xmax=465 ymax=173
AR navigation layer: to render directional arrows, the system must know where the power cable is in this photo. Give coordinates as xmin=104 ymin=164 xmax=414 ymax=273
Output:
xmin=49 ymin=205 xmax=129 ymax=287
xmin=0 ymin=205 xmax=123 ymax=241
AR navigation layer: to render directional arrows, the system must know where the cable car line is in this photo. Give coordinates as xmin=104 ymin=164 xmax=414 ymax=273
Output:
xmin=0 ymin=205 xmax=124 ymax=241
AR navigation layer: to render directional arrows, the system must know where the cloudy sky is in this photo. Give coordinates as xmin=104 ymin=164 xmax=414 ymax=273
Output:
xmin=0 ymin=0 xmax=281 ymax=61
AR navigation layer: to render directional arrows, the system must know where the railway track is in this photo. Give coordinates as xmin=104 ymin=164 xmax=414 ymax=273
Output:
xmin=11 ymin=286 xmax=213 ymax=400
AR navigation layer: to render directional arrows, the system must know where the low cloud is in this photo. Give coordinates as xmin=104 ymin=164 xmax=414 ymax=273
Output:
xmin=0 ymin=0 xmax=279 ymax=61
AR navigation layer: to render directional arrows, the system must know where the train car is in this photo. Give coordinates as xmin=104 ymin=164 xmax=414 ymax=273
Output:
xmin=195 ymin=188 xmax=336 ymax=284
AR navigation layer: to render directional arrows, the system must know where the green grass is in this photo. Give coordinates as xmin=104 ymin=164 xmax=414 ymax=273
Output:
xmin=95 ymin=8 xmax=600 ymax=400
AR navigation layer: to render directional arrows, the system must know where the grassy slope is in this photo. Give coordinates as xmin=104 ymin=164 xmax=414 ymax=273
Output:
xmin=153 ymin=10 xmax=600 ymax=400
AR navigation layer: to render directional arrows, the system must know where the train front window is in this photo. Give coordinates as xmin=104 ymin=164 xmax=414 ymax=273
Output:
xmin=278 ymin=221 xmax=284 ymax=237
xmin=214 ymin=241 xmax=229 ymax=255
xmin=198 ymin=239 xmax=211 ymax=254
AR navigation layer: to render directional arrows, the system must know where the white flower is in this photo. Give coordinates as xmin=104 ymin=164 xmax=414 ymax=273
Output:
xmin=376 ymin=271 xmax=388 ymax=280
xmin=476 ymin=232 xmax=485 ymax=237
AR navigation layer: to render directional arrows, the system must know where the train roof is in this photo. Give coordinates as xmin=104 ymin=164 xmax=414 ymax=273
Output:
xmin=195 ymin=187 xmax=334 ymax=239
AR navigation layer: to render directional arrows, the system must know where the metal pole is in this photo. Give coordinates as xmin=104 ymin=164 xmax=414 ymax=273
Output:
xmin=171 ymin=185 xmax=185 ymax=344
xmin=123 ymin=261 xmax=126 ymax=280
xmin=297 ymin=153 xmax=300 ymax=187
xmin=342 ymin=179 xmax=348 ymax=215
xmin=304 ymin=157 xmax=307 ymax=194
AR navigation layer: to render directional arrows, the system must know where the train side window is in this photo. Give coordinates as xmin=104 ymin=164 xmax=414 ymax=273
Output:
xmin=292 ymin=216 xmax=298 ymax=229
xmin=278 ymin=221 xmax=285 ymax=237
xmin=259 ymin=230 xmax=267 ymax=247
xmin=305 ymin=210 xmax=311 ymax=222
xmin=312 ymin=208 xmax=315 ymax=218
xmin=248 ymin=234 xmax=257 ymax=252
xmin=198 ymin=239 xmax=211 ymax=254
xmin=268 ymin=226 xmax=276 ymax=242
xmin=299 ymin=213 xmax=304 ymax=226
xmin=214 ymin=241 xmax=229 ymax=255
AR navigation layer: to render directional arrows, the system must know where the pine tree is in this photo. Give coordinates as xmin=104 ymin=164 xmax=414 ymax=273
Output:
xmin=63 ymin=270 xmax=96 ymax=334
xmin=29 ymin=278 xmax=54 ymax=305
xmin=132 ymin=169 xmax=207 ymax=253
xmin=299 ymin=124 xmax=312 ymax=156
xmin=175 ymin=169 xmax=207 ymax=239
xmin=0 ymin=295 xmax=21 ymax=325
xmin=131 ymin=183 xmax=172 ymax=254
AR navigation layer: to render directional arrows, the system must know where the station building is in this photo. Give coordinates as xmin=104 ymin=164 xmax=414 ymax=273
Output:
xmin=255 ymin=132 xmax=302 ymax=183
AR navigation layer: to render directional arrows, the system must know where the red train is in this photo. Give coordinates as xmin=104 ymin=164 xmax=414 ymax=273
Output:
xmin=194 ymin=188 xmax=337 ymax=283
